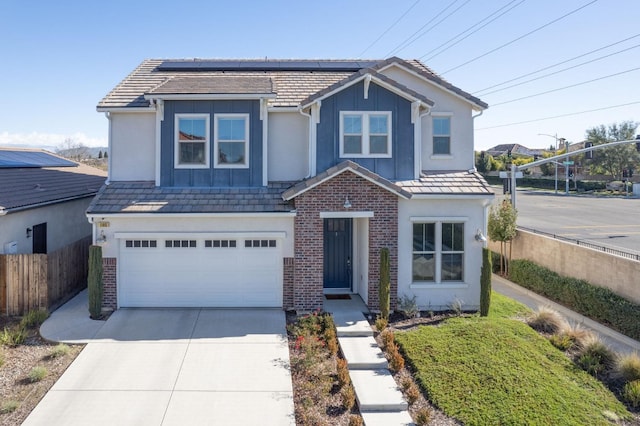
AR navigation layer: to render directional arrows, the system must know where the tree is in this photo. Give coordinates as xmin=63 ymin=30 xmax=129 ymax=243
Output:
xmin=98 ymin=150 xmax=103 ymax=159
xmin=586 ymin=121 xmax=639 ymax=180
xmin=475 ymin=151 xmax=492 ymax=173
xmin=488 ymin=199 xmax=517 ymax=276
xmin=56 ymin=138 xmax=90 ymax=161
xmin=378 ymin=248 xmax=390 ymax=320
xmin=479 ymin=248 xmax=492 ymax=317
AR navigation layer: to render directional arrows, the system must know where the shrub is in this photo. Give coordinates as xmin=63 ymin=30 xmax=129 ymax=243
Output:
xmin=336 ymin=358 xmax=350 ymax=388
xmin=526 ymin=306 xmax=567 ymax=334
xmin=580 ymin=335 xmax=616 ymax=369
xmin=0 ymin=326 xmax=27 ymax=346
xmin=480 ymin=248 xmax=492 ymax=316
xmin=0 ymin=400 xmax=19 ymax=414
xmin=398 ymin=294 xmax=419 ymax=318
xmin=324 ymin=324 xmax=338 ymax=356
xmin=88 ymin=245 xmax=104 ymax=319
xmin=348 ymin=415 xmax=364 ymax=426
xmin=341 ymin=385 xmax=356 ymax=411
xmin=0 ymin=350 xmax=4 ymax=368
xmin=405 ymin=382 xmax=420 ymax=405
xmin=387 ymin=342 xmax=405 ymax=372
xmin=578 ymin=353 xmax=605 ymax=378
xmin=549 ymin=333 xmax=573 ymax=351
xmin=20 ymin=309 xmax=49 ymax=329
xmin=559 ymin=324 xmax=593 ymax=350
xmin=616 ymin=353 xmax=640 ymax=383
xmin=623 ymin=380 xmax=640 ymax=408
xmin=379 ymin=248 xmax=390 ymax=320
xmin=508 ymin=259 xmax=640 ymax=341
xmin=28 ymin=366 xmax=48 ymax=382
xmin=375 ymin=316 xmax=388 ymax=332
xmin=50 ymin=343 xmax=71 ymax=359
xmin=415 ymin=407 xmax=433 ymax=426
xmin=380 ymin=329 xmax=394 ymax=350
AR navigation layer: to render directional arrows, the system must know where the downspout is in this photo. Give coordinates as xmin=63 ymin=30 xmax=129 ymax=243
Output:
xmin=104 ymin=112 xmax=112 ymax=184
xmin=153 ymin=99 xmax=164 ymax=187
xmin=299 ymin=107 xmax=313 ymax=178
xmin=471 ymin=110 xmax=484 ymax=172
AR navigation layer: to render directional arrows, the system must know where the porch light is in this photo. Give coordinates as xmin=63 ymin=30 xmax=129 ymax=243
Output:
xmin=475 ymin=229 xmax=487 ymax=243
xmin=96 ymin=230 xmax=107 ymax=244
xmin=343 ymin=196 xmax=352 ymax=209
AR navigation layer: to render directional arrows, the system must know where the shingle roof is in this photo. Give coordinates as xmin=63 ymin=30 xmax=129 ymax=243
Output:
xmin=0 ymin=162 xmax=107 ymax=213
xmin=147 ymin=75 xmax=274 ymax=95
xmin=98 ymin=58 xmax=486 ymax=110
xmin=395 ymin=171 xmax=494 ymax=195
xmin=87 ymin=182 xmax=295 ymax=214
xmin=282 ymin=160 xmax=412 ymax=200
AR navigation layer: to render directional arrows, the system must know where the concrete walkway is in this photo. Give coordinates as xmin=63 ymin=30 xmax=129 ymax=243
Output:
xmin=325 ymin=296 xmax=413 ymax=426
xmin=493 ymin=274 xmax=640 ymax=354
xmin=28 ymin=294 xmax=295 ymax=426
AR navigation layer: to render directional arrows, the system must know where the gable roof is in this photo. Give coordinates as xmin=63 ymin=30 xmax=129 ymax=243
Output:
xmin=98 ymin=58 xmax=486 ymax=111
xmin=395 ymin=171 xmax=494 ymax=196
xmin=282 ymin=160 xmax=412 ymax=200
xmin=0 ymin=149 xmax=107 ymax=214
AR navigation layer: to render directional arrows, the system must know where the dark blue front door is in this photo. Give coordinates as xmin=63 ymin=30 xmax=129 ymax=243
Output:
xmin=323 ymin=218 xmax=353 ymax=290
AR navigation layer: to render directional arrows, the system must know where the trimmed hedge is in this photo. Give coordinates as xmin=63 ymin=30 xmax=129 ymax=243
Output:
xmin=508 ymin=259 xmax=640 ymax=341
xmin=483 ymin=175 xmax=607 ymax=192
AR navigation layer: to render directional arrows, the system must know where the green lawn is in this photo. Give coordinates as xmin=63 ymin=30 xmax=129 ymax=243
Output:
xmin=487 ymin=291 xmax=531 ymax=319
xmin=395 ymin=293 xmax=631 ymax=425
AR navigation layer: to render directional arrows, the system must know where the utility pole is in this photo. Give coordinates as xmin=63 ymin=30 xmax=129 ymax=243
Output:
xmin=565 ymin=139 xmax=570 ymax=195
xmin=538 ymin=133 xmax=564 ymax=194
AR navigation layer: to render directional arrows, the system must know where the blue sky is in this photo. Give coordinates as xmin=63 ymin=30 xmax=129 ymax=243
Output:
xmin=1 ymin=0 xmax=638 ymax=151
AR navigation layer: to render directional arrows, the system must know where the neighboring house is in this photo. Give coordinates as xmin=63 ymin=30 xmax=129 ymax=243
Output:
xmin=485 ymin=143 xmax=547 ymax=159
xmin=89 ymin=57 xmax=493 ymax=312
xmin=0 ymin=148 xmax=106 ymax=254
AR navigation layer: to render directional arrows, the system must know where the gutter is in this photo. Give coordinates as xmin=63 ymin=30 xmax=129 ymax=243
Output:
xmin=299 ymin=107 xmax=313 ymax=179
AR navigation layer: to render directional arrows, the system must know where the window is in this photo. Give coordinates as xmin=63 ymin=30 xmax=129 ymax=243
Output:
xmin=165 ymin=240 xmax=197 ymax=248
xmin=125 ymin=240 xmax=157 ymax=248
xmin=244 ymin=239 xmax=277 ymax=248
xmin=340 ymin=111 xmax=391 ymax=157
xmin=215 ymin=114 xmax=249 ymax=168
xmin=175 ymin=114 xmax=209 ymax=168
xmin=412 ymin=222 xmax=464 ymax=283
xmin=432 ymin=116 xmax=451 ymax=155
xmin=204 ymin=240 xmax=237 ymax=248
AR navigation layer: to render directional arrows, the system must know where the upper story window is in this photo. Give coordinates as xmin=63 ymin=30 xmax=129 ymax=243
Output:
xmin=340 ymin=111 xmax=392 ymax=158
xmin=432 ymin=116 xmax=451 ymax=155
xmin=215 ymin=114 xmax=249 ymax=168
xmin=175 ymin=114 xmax=210 ymax=168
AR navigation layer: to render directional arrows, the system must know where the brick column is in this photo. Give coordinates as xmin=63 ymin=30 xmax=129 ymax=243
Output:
xmin=283 ymin=257 xmax=295 ymax=310
xmin=102 ymin=257 xmax=117 ymax=310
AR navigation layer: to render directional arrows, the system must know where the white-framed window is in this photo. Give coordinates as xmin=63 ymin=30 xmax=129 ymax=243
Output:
xmin=340 ymin=111 xmax=392 ymax=158
xmin=412 ymin=221 xmax=464 ymax=283
xmin=214 ymin=114 xmax=249 ymax=168
xmin=175 ymin=114 xmax=210 ymax=168
xmin=432 ymin=116 xmax=451 ymax=155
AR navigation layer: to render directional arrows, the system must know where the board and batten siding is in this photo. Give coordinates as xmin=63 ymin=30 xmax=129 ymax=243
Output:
xmin=160 ymin=100 xmax=263 ymax=187
xmin=316 ymin=81 xmax=414 ymax=180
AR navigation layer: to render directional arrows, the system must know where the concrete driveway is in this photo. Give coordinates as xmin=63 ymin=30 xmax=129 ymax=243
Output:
xmin=24 ymin=308 xmax=295 ymax=426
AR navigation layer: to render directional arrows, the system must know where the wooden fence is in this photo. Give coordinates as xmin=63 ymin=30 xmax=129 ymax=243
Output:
xmin=0 ymin=236 xmax=91 ymax=316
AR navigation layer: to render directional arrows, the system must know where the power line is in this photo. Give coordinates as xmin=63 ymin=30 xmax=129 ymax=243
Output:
xmin=420 ymin=0 xmax=526 ymax=61
xmin=441 ymin=0 xmax=599 ymax=75
xmin=475 ymin=101 xmax=640 ymax=130
xmin=358 ymin=0 xmax=421 ymax=57
xmin=385 ymin=0 xmax=471 ymax=57
xmin=473 ymin=33 xmax=640 ymax=94
xmin=478 ymin=43 xmax=640 ymax=96
xmin=490 ymin=66 xmax=640 ymax=107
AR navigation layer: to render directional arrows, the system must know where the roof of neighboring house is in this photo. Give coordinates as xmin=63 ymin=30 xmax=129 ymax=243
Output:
xmin=86 ymin=182 xmax=295 ymax=214
xmin=0 ymin=148 xmax=107 ymax=214
xmin=396 ymin=171 xmax=494 ymax=196
xmin=282 ymin=160 xmax=412 ymax=200
xmin=98 ymin=58 xmax=486 ymax=110
xmin=485 ymin=143 xmax=547 ymax=158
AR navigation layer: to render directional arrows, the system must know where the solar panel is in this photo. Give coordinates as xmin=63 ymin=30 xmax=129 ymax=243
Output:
xmin=0 ymin=150 xmax=77 ymax=168
xmin=157 ymin=60 xmax=380 ymax=72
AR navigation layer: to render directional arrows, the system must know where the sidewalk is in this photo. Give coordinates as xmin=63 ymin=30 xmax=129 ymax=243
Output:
xmin=493 ymin=274 xmax=640 ymax=354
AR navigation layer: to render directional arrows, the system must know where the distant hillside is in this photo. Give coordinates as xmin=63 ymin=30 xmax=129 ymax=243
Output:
xmin=56 ymin=147 xmax=109 ymax=159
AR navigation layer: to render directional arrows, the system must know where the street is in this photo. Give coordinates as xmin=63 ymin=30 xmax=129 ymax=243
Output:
xmin=491 ymin=187 xmax=640 ymax=254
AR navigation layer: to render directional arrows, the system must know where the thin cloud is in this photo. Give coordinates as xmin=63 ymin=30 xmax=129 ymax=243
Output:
xmin=0 ymin=131 xmax=107 ymax=150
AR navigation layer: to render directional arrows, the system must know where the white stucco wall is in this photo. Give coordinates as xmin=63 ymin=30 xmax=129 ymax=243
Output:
xmin=0 ymin=198 xmax=93 ymax=254
xmin=110 ymin=112 xmax=156 ymax=181
xmin=267 ymin=111 xmax=309 ymax=181
xmin=380 ymin=66 xmax=477 ymax=172
xmin=92 ymin=215 xmax=295 ymax=259
xmin=397 ymin=197 xmax=491 ymax=310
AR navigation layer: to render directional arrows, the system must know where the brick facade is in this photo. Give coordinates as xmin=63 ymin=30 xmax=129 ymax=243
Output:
xmin=283 ymin=257 xmax=295 ymax=310
xmin=102 ymin=257 xmax=117 ymax=310
xmin=293 ymin=170 xmax=398 ymax=311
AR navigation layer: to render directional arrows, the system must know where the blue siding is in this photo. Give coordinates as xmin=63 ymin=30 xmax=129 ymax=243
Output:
xmin=160 ymin=100 xmax=262 ymax=187
xmin=316 ymin=81 xmax=414 ymax=180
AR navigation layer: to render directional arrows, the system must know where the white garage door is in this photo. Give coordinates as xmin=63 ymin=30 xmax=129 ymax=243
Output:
xmin=118 ymin=236 xmax=282 ymax=308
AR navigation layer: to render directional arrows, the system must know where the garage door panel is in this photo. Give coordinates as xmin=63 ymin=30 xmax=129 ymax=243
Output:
xmin=119 ymin=238 xmax=282 ymax=308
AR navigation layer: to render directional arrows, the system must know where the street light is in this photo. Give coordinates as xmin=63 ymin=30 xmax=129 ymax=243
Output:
xmin=538 ymin=133 xmax=565 ymax=194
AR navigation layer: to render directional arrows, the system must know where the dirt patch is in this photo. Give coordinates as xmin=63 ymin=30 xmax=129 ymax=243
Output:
xmin=0 ymin=317 xmax=83 ymax=426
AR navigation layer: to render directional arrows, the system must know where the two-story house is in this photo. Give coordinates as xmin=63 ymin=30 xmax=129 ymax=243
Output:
xmin=88 ymin=57 xmax=493 ymax=312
